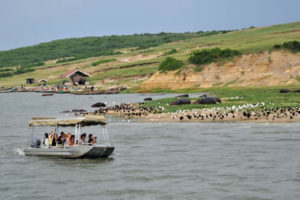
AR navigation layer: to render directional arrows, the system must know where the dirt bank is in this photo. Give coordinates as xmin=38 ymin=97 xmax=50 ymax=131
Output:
xmin=136 ymin=112 xmax=300 ymax=123
xmin=103 ymin=109 xmax=300 ymax=123
xmin=141 ymin=50 xmax=300 ymax=89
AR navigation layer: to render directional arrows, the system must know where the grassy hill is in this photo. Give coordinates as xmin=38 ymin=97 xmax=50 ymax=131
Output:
xmin=0 ymin=31 xmax=229 ymax=68
xmin=0 ymin=21 xmax=300 ymax=88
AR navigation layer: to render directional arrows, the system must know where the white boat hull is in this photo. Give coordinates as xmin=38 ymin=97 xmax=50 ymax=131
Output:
xmin=23 ymin=145 xmax=114 ymax=159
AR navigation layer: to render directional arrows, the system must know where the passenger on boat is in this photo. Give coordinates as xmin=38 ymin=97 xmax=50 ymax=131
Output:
xmin=79 ymin=133 xmax=87 ymax=145
xmin=57 ymin=131 xmax=66 ymax=144
xmin=88 ymin=134 xmax=97 ymax=144
xmin=66 ymin=132 xmax=73 ymax=145
xmin=43 ymin=133 xmax=49 ymax=146
xmin=52 ymin=133 xmax=58 ymax=146
xmin=49 ymin=131 xmax=54 ymax=146
xmin=71 ymin=135 xmax=75 ymax=145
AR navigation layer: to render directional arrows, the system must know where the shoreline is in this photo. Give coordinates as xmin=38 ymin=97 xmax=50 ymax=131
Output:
xmin=101 ymin=109 xmax=300 ymax=123
xmin=2 ymin=91 xmax=300 ymax=124
xmin=0 ymin=85 xmax=127 ymax=95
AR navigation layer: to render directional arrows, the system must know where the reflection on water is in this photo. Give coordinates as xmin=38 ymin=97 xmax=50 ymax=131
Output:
xmin=0 ymin=93 xmax=300 ymax=200
xmin=45 ymin=157 xmax=115 ymax=168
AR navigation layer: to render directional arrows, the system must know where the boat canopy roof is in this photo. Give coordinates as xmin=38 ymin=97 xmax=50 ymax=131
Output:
xmin=29 ymin=115 xmax=107 ymax=127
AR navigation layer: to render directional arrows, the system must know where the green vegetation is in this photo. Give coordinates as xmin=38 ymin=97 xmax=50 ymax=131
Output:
xmin=22 ymin=62 xmax=45 ymax=68
xmin=0 ymin=72 xmax=13 ymax=78
xmin=194 ymin=66 xmax=203 ymax=72
xmin=143 ymin=86 xmax=300 ymax=113
xmin=196 ymin=30 xmax=233 ymax=37
xmin=178 ymin=21 xmax=300 ymax=54
xmin=0 ymin=32 xmax=208 ymax=68
xmin=14 ymin=67 xmax=35 ymax=75
xmin=89 ymin=63 xmax=158 ymax=81
xmin=56 ymin=57 xmax=77 ymax=63
xmin=189 ymin=48 xmax=240 ymax=66
xmin=0 ymin=21 xmax=300 ymax=87
xmin=0 ymin=68 xmax=13 ymax=73
xmin=163 ymin=49 xmax=177 ymax=56
xmin=158 ymin=57 xmax=184 ymax=72
xmin=0 ymin=66 xmax=35 ymax=78
xmin=273 ymin=40 xmax=300 ymax=52
xmin=91 ymin=58 xmax=117 ymax=66
xmin=1 ymin=21 xmax=300 ymax=70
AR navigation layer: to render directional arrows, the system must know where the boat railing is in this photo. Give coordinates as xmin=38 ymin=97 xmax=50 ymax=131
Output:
xmin=38 ymin=142 xmax=114 ymax=149
xmin=27 ymin=121 xmax=113 ymax=149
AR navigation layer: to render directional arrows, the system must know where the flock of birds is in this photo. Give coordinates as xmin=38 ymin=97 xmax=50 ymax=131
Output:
xmin=170 ymin=104 xmax=300 ymax=121
xmin=92 ymin=103 xmax=163 ymax=118
xmin=91 ymin=101 xmax=300 ymax=122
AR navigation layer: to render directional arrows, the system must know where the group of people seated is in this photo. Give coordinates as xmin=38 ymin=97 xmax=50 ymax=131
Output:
xmin=42 ymin=131 xmax=97 ymax=147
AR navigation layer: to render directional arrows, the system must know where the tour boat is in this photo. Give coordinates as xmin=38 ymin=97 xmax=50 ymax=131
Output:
xmin=23 ymin=115 xmax=115 ymax=159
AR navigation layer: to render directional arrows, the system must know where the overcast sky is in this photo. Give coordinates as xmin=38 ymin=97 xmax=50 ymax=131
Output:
xmin=0 ymin=0 xmax=299 ymax=51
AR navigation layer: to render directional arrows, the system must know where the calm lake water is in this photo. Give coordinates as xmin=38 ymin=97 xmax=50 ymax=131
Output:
xmin=0 ymin=93 xmax=300 ymax=200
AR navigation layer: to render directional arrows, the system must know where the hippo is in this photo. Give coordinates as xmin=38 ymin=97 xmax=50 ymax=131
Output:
xmin=194 ymin=97 xmax=221 ymax=104
xmin=293 ymin=89 xmax=300 ymax=93
xmin=177 ymin=94 xmax=189 ymax=98
xmin=144 ymin=97 xmax=153 ymax=101
xmin=91 ymin=102 xmax=106 ymax=108
xmin=280 ymin=89 xmax=291 ymax=93
xmin=170 ymin=99 xmax=191 ymax=105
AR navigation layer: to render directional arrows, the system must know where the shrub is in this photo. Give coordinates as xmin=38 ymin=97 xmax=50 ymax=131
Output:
xmin=163 ymin=49 xmax=177 ymax=56
xmin=56 ymin=57 xmax=77 ymax=63
xmin=273 ymin=41 xmax=300 ymax=52
xmin=194 ymin=66 xmax=203 ymax=72
xmin=22 ymin=62 xmax=45 ymax=68
xmin=137 ymin=43 xmax=159 ymax=50
xmin=159 ymin=57 xmax=183 ymax=72
xmin=0 ymin=68 xmax=13 ymax=73
xmin=91 ymin=58 xmax=117 ymax=66
xmin=188 ymin=48 xmax=240 ymax=65
xmin=0 ymin=72 xmax=13 ymax=78
xmin=14 ymin=67 xmax=35 ymax=74
xmin=273 ymin=44 xmax=281 ymax=49
xmin=282 ymin=41 xmax=300 ymax=52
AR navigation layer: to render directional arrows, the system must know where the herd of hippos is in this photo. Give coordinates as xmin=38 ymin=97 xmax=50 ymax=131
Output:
xmin=86 ymin=94 xmax=222 ymax=120
xmin=145 ymin=94 xmax=222 ymax=105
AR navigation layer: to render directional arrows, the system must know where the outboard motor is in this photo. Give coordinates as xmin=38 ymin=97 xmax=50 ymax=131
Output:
xmin=30 ymin=138 xmax=41 ymax=148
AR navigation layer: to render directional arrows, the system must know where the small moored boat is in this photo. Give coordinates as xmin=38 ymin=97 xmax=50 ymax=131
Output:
xmin=23 ymin=115 xmax=114 ymax=159
xmin=41 ymin=93 xmax=53 ymax=96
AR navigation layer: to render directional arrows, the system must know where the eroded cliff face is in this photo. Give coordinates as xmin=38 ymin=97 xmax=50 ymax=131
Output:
xmin=141 ymin=51 xmax=300 ymax=89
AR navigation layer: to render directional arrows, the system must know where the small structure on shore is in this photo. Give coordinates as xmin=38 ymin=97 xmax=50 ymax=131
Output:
xmin=37 ymin=79 xmax=48 ymax=86
xmin=61 ymin=70 xmax=90 ymax=85
xmin=26 ymin=78 xmax=35 ymax=84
